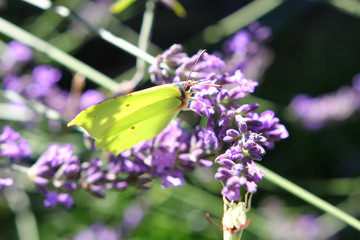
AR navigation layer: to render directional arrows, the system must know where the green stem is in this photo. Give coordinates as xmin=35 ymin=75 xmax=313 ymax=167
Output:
xmin=259 ymin=164 xmax=360 ymax=231
xmin=21 ymin=0 xmax=157 ymax=66
xmin=120 ymin=0 xmax=157 ymax=93
xmin=0 ymin=17 xmax=118 ymax=91
xmin=319 ymin=0 xmax=360 ymax=18
xmin=139 ymin=0 xmax=156 ymax=51
xmin=5 ymin=186 xmax=39 ymax=240
xmin=98 ymin=29 xmax=156 ymax=65
xmin=1 ymin=90 xmax=63 ymax=121
xmin=10 ymin=164 xmax=30 ymax=174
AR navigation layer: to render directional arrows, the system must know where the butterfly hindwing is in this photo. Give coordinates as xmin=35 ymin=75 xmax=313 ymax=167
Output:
xmin=97 ymin=105 xmax=180 ymax=155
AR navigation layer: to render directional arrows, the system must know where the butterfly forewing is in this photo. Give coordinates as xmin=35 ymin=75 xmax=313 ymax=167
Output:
xmin=68 ymin=84 xmax=184 ymax=154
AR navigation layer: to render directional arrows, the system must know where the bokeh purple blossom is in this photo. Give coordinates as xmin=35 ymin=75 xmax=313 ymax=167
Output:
xmin=0 ymin=177 xmax=14 ymax=190
xmin=73 ymin=223 xmax=119 ymax=240
xmin=0 ymin=40 xmax=32 ymax=72
xmin=259 ymin=197 xmax=322 ymax=240
xmin=80 ymin=89 xmax=106 ymax=110
xmin=0 ymin=125 xmax=32 ymax=162
xmin=290 ymin=74 xmax=360 ymax=130
xmin=221 ymin=21 xmax=273 ymax=81
xmin=42 ymin=190 xmax=74 ymax=210
xmin=72 ymin=203 xmax=145 ymax=239
xmin=0 ymin=40 xmax=105 ymax=123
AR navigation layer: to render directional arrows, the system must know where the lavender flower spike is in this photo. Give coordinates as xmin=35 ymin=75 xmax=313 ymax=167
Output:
xmin=0 ymin=125 xmax=32 ymax=162
xmin=43 ymin=191 xmax=74 ymax=209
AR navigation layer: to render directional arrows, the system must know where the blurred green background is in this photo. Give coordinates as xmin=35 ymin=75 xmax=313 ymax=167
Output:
xmin=1 ymin=0 xmax=360 ymax=239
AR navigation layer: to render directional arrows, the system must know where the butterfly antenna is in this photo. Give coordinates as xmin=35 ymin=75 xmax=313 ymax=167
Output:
xmin=185 ymin=49 xmax=207 ymax=82
xmin=205 ymin=213 xmax=222 ymax=230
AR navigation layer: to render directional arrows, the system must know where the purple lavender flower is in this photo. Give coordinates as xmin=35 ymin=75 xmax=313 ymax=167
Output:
xmin=296 ymin=214 xmax=321 ymax=238
xmin=149 ymin=44 xmax=188 ymax=85
xmin=0 ymin=125 xmax=32 ymax=162
xmin=2 ymin=74 xmax=28 ymax=93
xmin=2 ymin=62 xmax=69 ymax=118
xmin=79 ymin=89 xmax=105 ymax=110
xmin=197 ymin=127 xmax=219 ymax=150
xmin=193 ymin=53 xmax=225 ymax=73
xmin=352 ymin=74 xmax=360 ymax=93
xmin=44 ymin=87 xmax=69 ymax=113
xmin=73 ymin=223 xmax=119 ymax=240
xmin=150 ymin=44 xmax=243 ymax=86
xmin=178 ymin=130 xmax=213 ymax=169
xmin=259 ymin=197 xmax=321 ymax=239
xmin=27 ymin=143 xmax=132 ymax=206
xmin=80 ymin=157 xmax=107 ymax=198
xmin=120 ymin=204 xmax=144 ymax=236
xmin=212 ymin=103 xmax=287 ymax=201
xmin=106 ymin=120 xmax=214 ymax=189
xmin=221 ymin=176 xmax=242 ymax=200
xmin=222 ymin=22 xmax=272 ymax=79
xmin=28 ymin=144 xmax=80 ymax=193
xmin=290 ymin=82 xmax=360 ymax=130
xmin=27 ymin=65 xmax=62 ymax=98
xmin=6 ymin=41 xmax=33 ymax=62
xmin=0 ymin=42 xmax=70 ymax=121
xmin=0 ymin=177 xmax=14 ymax=190
xmin=215 ymin=152 xmax=264 ymax=201
xmin=225 ymin=22 xmax=271 ymax=56
xmin=43 ymin=191 xmax=74 ymax=209
xmin=112 ymin=121 xmax=190 ymax=188
xmin=225 ymin=70 xmax=259 ymax=94
xmin=244 ymin=110 xmax=289 ymax=149
xmin=249 ymin=21 xmax=272 ymax=41
xmin=161 ymin=169 xmax=186 ymax=188
xmin=0 ymin=41 xmax=32 ymax=72
xmin=226 ymin=30 xmax=251 ymax=54
xmin=189 ymin=95 xmax=215 ymax=117
xmin=27 ymin=143 xmax=130 ymax=206
xmin=146 ymin=43 xmax=287 ymax=201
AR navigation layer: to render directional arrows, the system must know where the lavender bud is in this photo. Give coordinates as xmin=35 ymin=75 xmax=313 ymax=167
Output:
xmin=0 ymin=178 xmax=13 ymax=190
xmin=198 ymin=159 xmax=213 ymax=168
xmin=235 ymin=115 xmax=248 ymax=134
xmin=57 ymin=182 xmax=77 ymax=192
xmin=236 ymin=104 xmax=250 ymax=114
xmin=245 ymin=119 xmax=263 ymax=127
xmin=86 ymin=172 xmax=104 ymax=184
xmin=231 ymin=163 xmax=244 ymax=176
xmin=217 ymin=158 xmax=235 ymax=168
xmin=215 ymin=167 xmax=234 ymax=180
xmin=244 ymin=140 xmax=257 ymax=150
xmin=114 ymin=181 xmax=128 ymax=190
